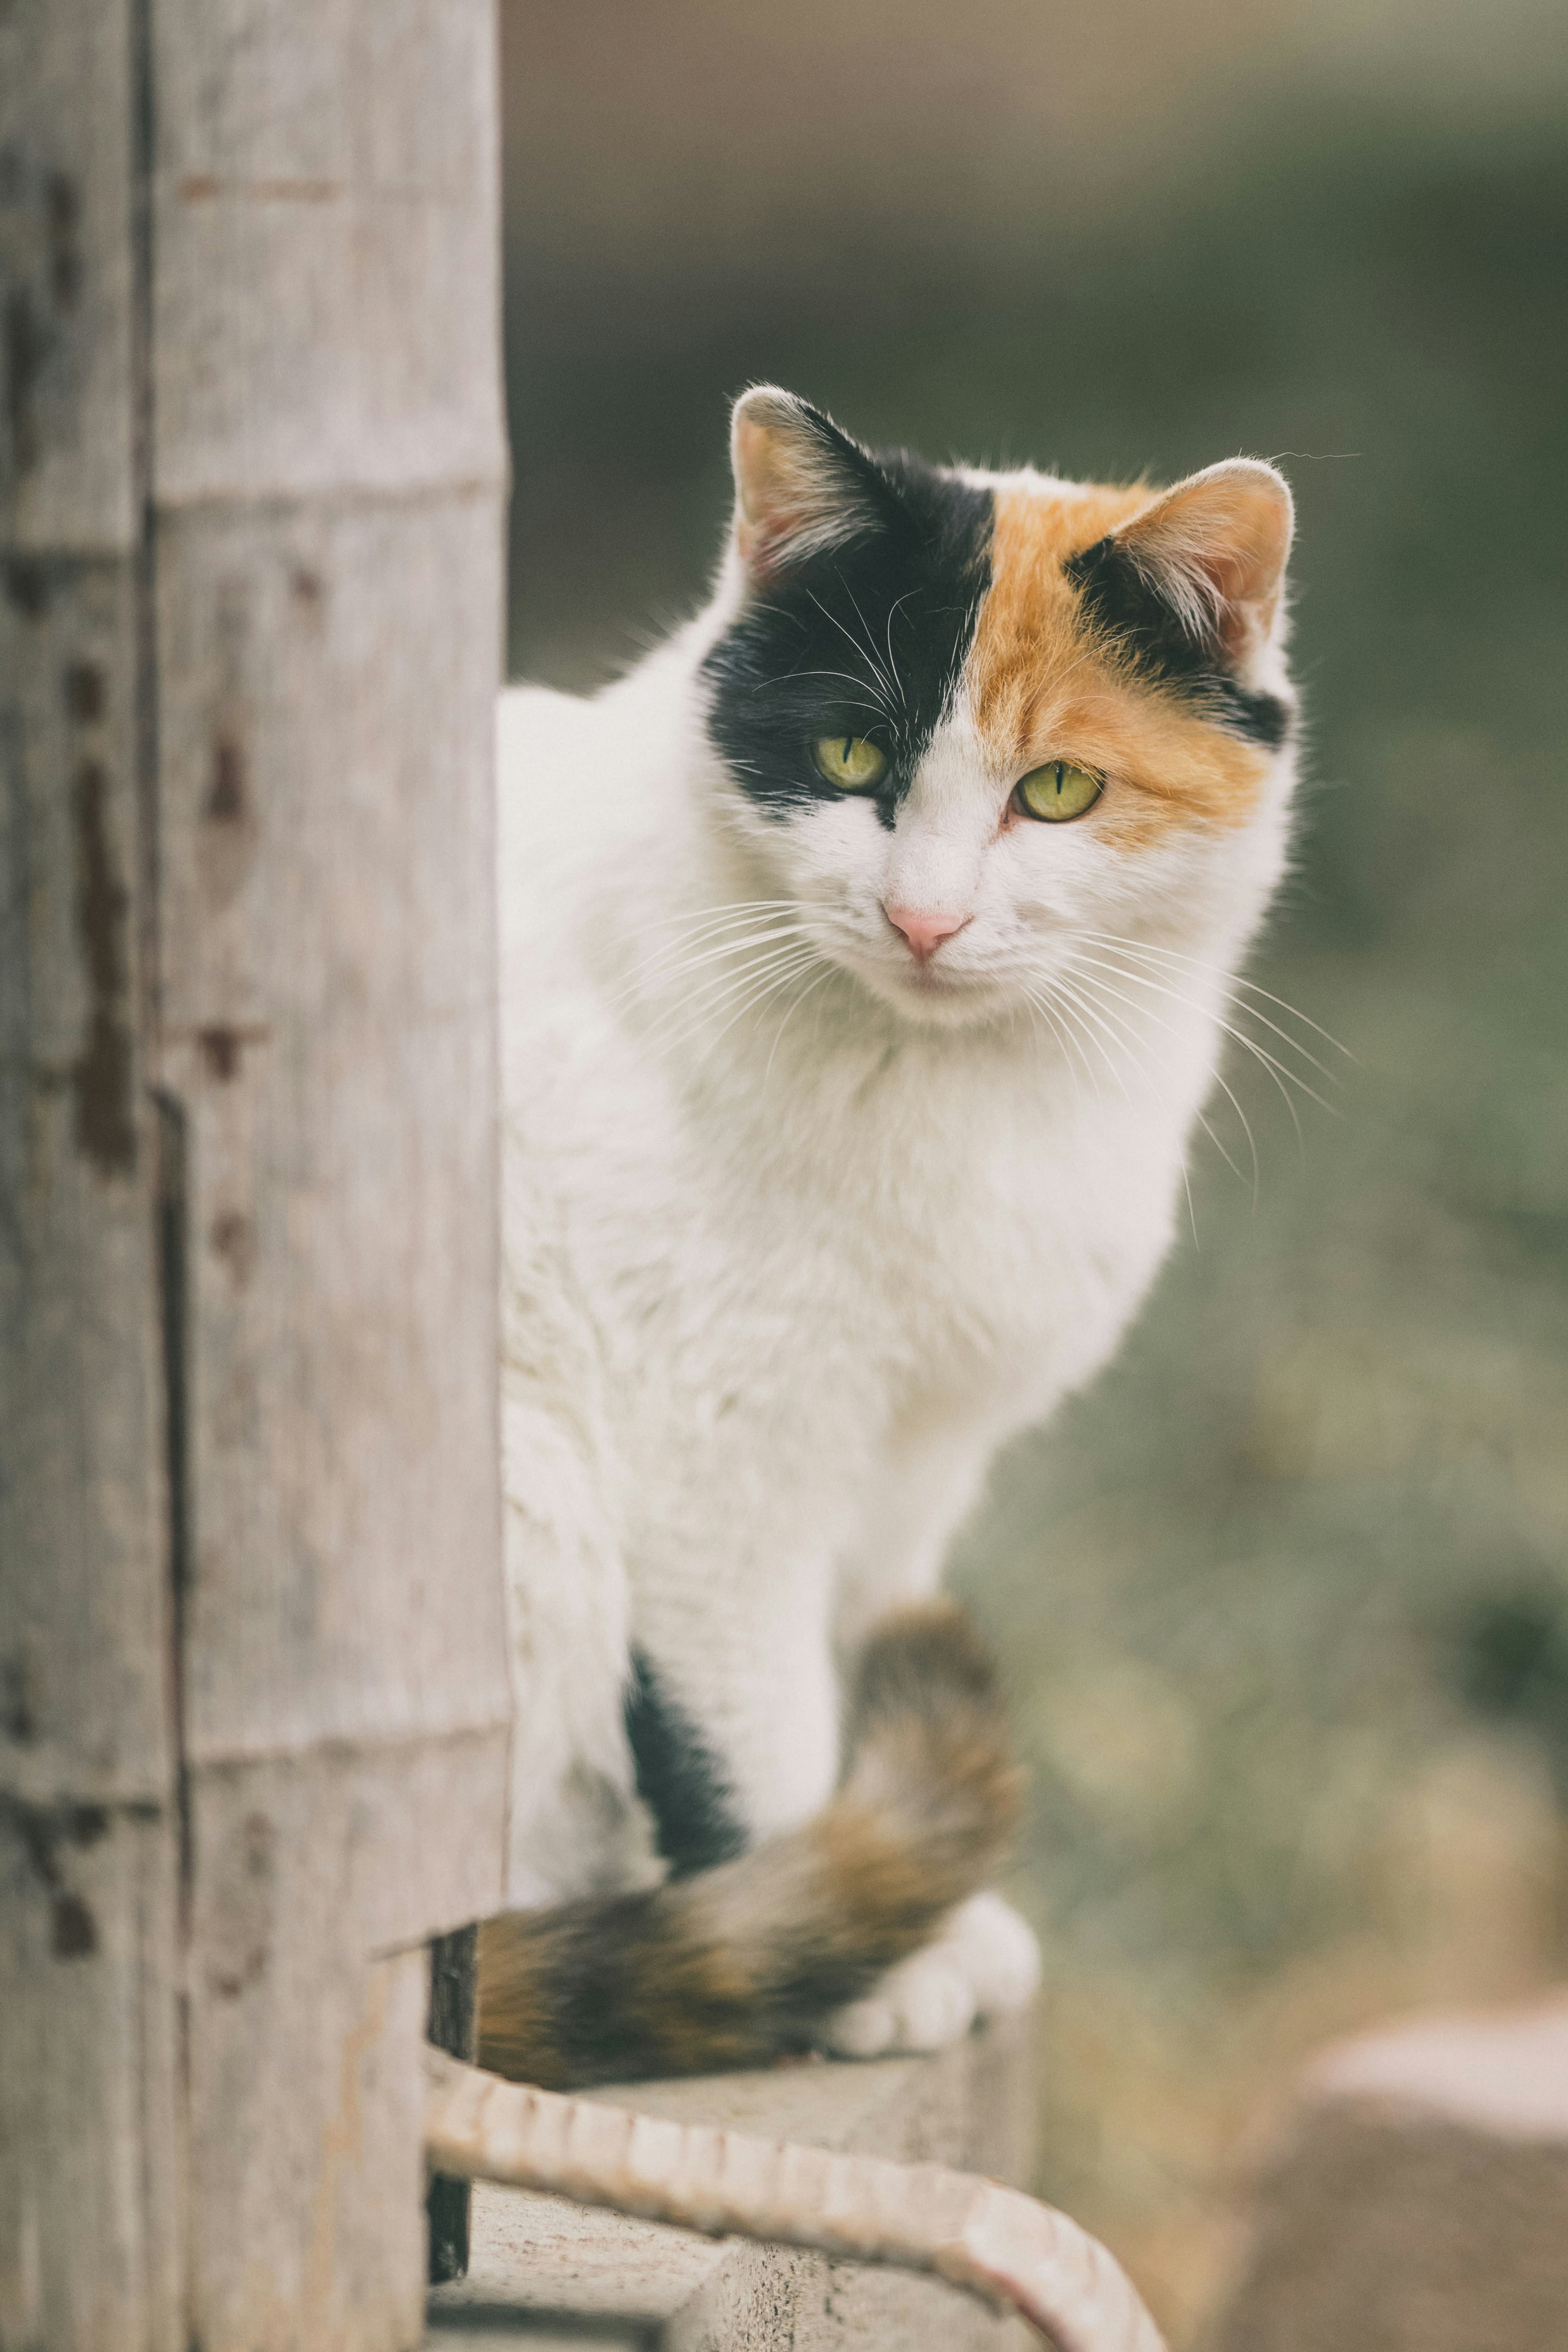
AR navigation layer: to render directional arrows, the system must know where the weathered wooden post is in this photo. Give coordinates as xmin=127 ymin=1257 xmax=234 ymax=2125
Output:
xmin=0 ymin=4 xmax=512 ymax=2345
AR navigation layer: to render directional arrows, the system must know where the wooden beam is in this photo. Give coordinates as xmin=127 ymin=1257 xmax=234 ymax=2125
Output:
xmin=1 ymin=5 xmax=511 ymax=2343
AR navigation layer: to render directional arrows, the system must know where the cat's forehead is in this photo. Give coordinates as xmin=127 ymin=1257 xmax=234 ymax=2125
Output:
xmin=955 ymin=466 xmax=1155 ymax=740
xmin=955 ymin=462 xmax=1146 ymax=528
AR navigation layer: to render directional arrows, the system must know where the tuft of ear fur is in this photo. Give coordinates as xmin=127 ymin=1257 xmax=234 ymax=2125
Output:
xmin=730 ymin=386 xmax=888 ymax=580
xmin=1108 ymin=458 xmax=1294 ymax=668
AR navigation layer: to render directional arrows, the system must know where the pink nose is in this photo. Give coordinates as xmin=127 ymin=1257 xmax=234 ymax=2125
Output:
xmin=883 ymin=904 xmax=970 ymax=964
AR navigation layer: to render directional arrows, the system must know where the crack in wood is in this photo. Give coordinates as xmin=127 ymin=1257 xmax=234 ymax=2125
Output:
xmin=70 ymin=757 xmax=136 ymax=1174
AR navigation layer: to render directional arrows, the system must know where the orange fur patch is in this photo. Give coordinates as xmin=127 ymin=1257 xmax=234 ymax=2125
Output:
xmin=966 ymin=479 xmax=1272 ymax=841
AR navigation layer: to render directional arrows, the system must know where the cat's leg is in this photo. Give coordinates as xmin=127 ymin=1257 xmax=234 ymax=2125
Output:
xmin=833 ymin=1403 xmax=998 ymax=1651
xmin=500 ymin=1382 xmax=651 ymax=1907
xmin=629 ymin=1545 xmax=841 ymax=1859
xmin=827 ymin=1415 xmax=1041 ymax=2057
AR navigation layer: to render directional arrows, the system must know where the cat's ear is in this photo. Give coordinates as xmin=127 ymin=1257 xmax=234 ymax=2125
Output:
xmin=1103 ymin=459 xmax=1294 ymax=666
xmin=729 ymin=387 xmax=890 ymax=581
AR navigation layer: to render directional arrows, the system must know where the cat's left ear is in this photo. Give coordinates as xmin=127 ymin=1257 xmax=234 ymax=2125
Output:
xmin=729 ymin=386 xmax=894 ymax=582
xmin=1105 ymin=459 xmax=1294 ymax=668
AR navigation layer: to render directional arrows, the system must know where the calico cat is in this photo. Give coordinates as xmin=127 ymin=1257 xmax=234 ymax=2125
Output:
xmin=481 ymin=387 xmax=1296 ymax=2086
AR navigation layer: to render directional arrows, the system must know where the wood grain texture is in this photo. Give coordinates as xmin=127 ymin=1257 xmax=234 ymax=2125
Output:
xmin=0 ymin=1803 xmax=184 ymax=2352
xmin=1 ymin=6 xmax=185 ymax=2345
xmin=155 ymin=492 xmax=510 ymax=1769
xmin=151 ymin=0 xmax=505 ymax=509
xmin=2 ymin=2 xmax=511 ymax=2343
xmin=0 ymin=556 xmax=171 ymax=1811
xmin=0 ymin=0 xmax=139 ymax=552
xmin=156 ymin=4 xmax=511 ymax=2339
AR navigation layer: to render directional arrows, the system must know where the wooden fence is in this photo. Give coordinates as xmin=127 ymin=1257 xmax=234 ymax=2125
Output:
xmin=0 ymin=4 xmax=513 ymax=2344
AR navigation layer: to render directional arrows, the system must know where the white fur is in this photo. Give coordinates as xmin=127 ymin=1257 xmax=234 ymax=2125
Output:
xmin=825 ymin=1892 xmax=1045 ymax=2057
xmin=495 ymin=464 xmax=1296 ymax=2044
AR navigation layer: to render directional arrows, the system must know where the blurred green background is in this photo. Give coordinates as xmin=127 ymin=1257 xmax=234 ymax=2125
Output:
xmin=499 ymin=5 xmax=1568 ymax=2336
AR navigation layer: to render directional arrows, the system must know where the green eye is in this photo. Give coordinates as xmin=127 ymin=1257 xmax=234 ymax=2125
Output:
xmin=812 ymin=735 xmax=889 ymax=793
xmin=1014 ymin=762 xmax=1103 ymax=822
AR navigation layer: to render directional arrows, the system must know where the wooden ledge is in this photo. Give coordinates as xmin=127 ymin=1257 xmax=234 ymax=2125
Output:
xmin=425 ymin=2014 xmax=1037 ymax=2349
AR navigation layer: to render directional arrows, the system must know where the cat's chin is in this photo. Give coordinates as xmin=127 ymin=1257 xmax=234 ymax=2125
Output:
xmin=847 ymin=957 xmax=1017 ymax=1031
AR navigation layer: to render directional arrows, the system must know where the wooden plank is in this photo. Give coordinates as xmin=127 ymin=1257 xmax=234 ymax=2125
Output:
xmin=147 ymin=4 xmax=511 ymax=2342
xmin=151 ymin=0 xmax=505 ymax=509
xmin=0 ymin=1803 xmax=183 ymax=2352
xmin=178 ymin=1740 xmax=504 ymax=2342
xmin=154 ymin=491 xmax=511 ymax=1774
xmin=156 ymin=489 xmax=510 ymax=2345
xmin=0 ymin=0 xmax=138 ymax=554
xmin=183 ymin=1854 xmax=433 ymax=2352
xmin=0 ymin=556 xmax=170 ymax=1811
xmin=0 ymin=558 xmax=184 ymax=2351
xmin=0 ymin=5 xmax=185 ymax=2345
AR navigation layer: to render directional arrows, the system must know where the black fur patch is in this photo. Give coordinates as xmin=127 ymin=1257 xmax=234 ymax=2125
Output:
xmin=703 ymin=408 xmax=993 ymax=830
xmin=1064 ymin=534 xmax=1291 ymax=751
xmin=624 ymin=1648 xmax=748 ymax=1876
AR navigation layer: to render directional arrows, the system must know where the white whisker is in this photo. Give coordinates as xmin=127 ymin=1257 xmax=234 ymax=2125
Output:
xmin=748 ymin=666 xmax=892 ymax=722
xmin=1051 ymin=959 xmax=1262 ymax=1197
xmin=1042 ymin=967 xmax=1238 ymax=1202
xmin=882 ymin=588 xmax=918 ymax=719
xmin=1016 ymin=988 xmax=1084 ymax=1107
xmin=628 ymin=921 xmax=806 ymax=980
xmin=640 ymin=899 xmax=798 ymax=935
xmin=1069 ymin=950 xmax=1334 ymax=1133
xmin=1041 ymin=975 xmax=1139 ymax=1108
xmin=1024 ymin=982 xmax=1110 ymax=1110
xmin=654 ymin=945 xmax=824 ymax=1063
xmin=806 ymin=586 xmax=899 ymax=714
xmin=652 ymin=937 xmax=819 ymax=1029
xmin=762 ymin=962 xmax=837 ymax=1091
xmin=615 ymin=922 xmax=812 ymax=1011
xmin=1077 ymin=931 xmax=1352 ymax=1064
xmin=1077 ymin=940 xmax=1342 ymax=1090
xmin=682 ymin=950 xmax=828 ymax=1069
xmin=840 ymin=578 xmax=905 ymax=713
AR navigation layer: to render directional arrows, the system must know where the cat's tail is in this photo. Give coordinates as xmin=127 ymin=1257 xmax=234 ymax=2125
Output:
xmin=476 ymin=1600 xmax=1024 ymax=2088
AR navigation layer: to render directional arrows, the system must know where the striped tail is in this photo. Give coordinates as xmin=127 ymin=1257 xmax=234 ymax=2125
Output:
xmin=476 ymin=1600 xmax=1023 ymax=2088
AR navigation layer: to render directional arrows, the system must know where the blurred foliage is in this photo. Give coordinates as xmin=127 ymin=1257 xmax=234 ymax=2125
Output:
xmin=503 ymin=88 xmax=1568 ymax=2344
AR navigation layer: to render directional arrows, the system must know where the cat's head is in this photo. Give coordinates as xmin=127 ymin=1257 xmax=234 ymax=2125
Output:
xmin=699 ymin=388 xmax=1296 ymax=1031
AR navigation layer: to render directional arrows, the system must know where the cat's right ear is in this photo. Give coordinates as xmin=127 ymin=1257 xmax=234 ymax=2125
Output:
xmin=729 ymin=387 xmax=888 ymax=583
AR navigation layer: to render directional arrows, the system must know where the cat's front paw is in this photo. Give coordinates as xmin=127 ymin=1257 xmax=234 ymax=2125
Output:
xmin=822 ymin=1891 xmax=1041 ymax=2060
